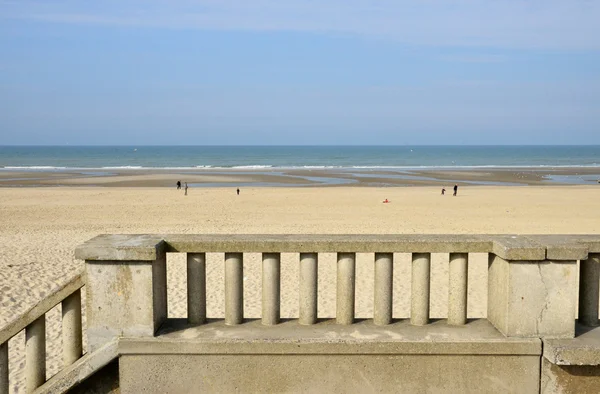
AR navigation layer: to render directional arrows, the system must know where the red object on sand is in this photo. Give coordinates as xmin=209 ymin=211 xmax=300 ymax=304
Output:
xmin=383 ymin=199 xmax=390 ymax=203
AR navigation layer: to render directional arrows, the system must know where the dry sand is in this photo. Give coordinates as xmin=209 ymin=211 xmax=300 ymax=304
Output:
xmin=1 ymin=185 xmax=600 ymax=392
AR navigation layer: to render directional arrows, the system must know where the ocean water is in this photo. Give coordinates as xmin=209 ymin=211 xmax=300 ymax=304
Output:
xmin=0 ymin=145 xmax=599 ymax=169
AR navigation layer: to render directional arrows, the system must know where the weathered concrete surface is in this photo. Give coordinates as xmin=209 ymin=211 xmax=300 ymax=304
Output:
xmin=488 ymin=256 xmax=577 ymax=338
xmin=85 ymin=255 xmax=167 ymax=352
xmin=544 ymin=325 xmax=600 ymax=366
xmin=75 ymin=234 xmax=165 ymax=261
xmin=491 ymin=235 xmax=546 ymax=261
xmin=541 ymin=358 xmax=600 ymax=394
xmin=526 ymin=235 xmax=590 ymax=261
xmin=164 ymin=234 xmax=495 ymax=254
xmin=118 ymin=319 xmax=540 ymax=394
xmin=122 ymin=318 xmax=541 ymax=354
xmin=121 ymin=353 xmax=539 ymax=394
xmin=34 ymin=340 xmax=118 ymax=394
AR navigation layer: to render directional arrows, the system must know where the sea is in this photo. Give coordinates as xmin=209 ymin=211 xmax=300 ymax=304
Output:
xmin=0 ymin=145 xmax=599 ymax=169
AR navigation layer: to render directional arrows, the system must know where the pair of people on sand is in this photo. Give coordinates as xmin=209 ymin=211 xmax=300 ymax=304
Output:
xmin=441 ymin=185 xmax=458 ymax=196
xmin=176 ymin=181 xmax=188 ymax=195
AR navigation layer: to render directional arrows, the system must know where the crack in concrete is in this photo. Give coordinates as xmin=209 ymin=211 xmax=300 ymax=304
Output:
xmin=537 ymin=263 xmax=550 ymax=335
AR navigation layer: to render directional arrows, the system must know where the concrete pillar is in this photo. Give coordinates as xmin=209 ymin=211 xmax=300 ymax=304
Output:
xmin=337 ymin=253 xmax=356 ymax=325
xmin=26 ymin=316 xmax=46 ymax=393
xmin=411 ymin=253 xmax=430 ymax=326
xmin=448 ymin=253 xmax=468 ymax=325
xmin=85 ymin=253 xmax=168 ymax=352
xmin=62 ymin=289 xmax=82 ymax=366
xmin=488 ymin=254 xmax=577 ymax=338
xmin=0 ymin=341 xmax=7 ymax=394
xmin=187 ymin=253 xmax=207 ymax=325
xmin=225 ymin=253 xmax=244 ymax=325
xmin=374 ymin=253 xmax=393 ymax=325
xmin=299 ymin=253 xmax=318 ymax=325
xmin=262 ymin=253 xmax=281 ymax=325
xmin=579 ymin=254 xmax=600 ymax=326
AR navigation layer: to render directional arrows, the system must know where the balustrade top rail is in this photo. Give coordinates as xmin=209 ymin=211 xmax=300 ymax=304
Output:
xmin=75 ymin=234 xmax=600 ymax=262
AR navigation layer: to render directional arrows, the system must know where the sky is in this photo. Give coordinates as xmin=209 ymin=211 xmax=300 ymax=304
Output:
xmin=1 ymin=0 xmax=599 ymax=145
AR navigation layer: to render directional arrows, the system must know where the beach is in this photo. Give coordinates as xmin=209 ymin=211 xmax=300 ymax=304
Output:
xmin=1 ymin=183 xmax=600 ymax=390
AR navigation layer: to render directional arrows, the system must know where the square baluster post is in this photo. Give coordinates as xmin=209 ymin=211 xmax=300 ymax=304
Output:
xmin=76 ymin=235 xmax=168 ymax=352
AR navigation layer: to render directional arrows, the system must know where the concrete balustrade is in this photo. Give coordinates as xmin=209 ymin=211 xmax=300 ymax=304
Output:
xmin=62 ymin=289 xmax=83 ymax=366
xmin=374 ymin=253 xmax=393 ymax=325
xmin=299 ymin=253 xmax=318 ymax=325
xmin=448 ymin=253 xmax=468 ymax=326
xmin=579 ymin=254 xmax=600 ymax=326
xmin=73 ymin=234 xmax=600 ymax=340
xmin=0 ymin=342 xmax=7 ymax=394
xmin=225 ymin=253 xmax=244 ymax=325
xmin=262 ymin=253 xmax=281 ymax=326
xmin=25 ymin=316 xmax=46 ymax=393
xmin=336 ymin=253 xmax=356 ymax=325
xmin=0 ymin=274 xmax=85 ymax=393
xmin=187 ymin=253 xmax=207 ymax=324
xmin=411 ymin=253 xmax=431 ymax=326
xmin=1 ymin=234 xmax=597 ymax=393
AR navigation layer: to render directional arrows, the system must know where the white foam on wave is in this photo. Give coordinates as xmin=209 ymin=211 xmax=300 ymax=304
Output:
xmin=230 ymin=165 xmax=273 ymax=169
xmin=2 ymin=166 xmax=68 ymax=170
xmin=101 ymin=166 xmax=144 ymax=169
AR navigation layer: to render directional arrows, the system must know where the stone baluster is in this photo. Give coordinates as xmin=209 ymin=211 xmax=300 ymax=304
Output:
xmin=225 ymin=253 xmax=244 ymax=325
xmin=0 ymin=341 xmax=7 ymax=394
xmin=337 ymin=253 xmax=356 ymax=325
xmin=374 ymin=253 xmax=393 ymax=325
xmin=411 ymin=253 xmax=431 ymax=326
xmin=579 ymin=254 xmax=600 ymax=326
xmin=262 ymin=253 xmax=281 ymax=325
xmin=187 ymin=253 xmax=207 ymax=325
xmin=448 ymin=253 xmax=468 ymax=325
xmin=26 ymin=316 xmax=46 ymax=393
xmin=62 ymin=289 xmax=83 ymax=366
xmin=299 ymin=253 xmax=318 ymax=325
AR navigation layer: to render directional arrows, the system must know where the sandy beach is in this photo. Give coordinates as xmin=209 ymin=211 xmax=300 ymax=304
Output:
xmin=1 ymin=184 xmax=600 ymax=391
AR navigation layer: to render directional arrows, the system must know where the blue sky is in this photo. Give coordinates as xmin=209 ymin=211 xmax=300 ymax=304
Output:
xmin=1 ymin=0 xmax=599 ymax=145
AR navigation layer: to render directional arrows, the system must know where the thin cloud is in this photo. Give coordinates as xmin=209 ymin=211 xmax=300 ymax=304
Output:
xmin=2 ymin=1 xmax=600 ymax=49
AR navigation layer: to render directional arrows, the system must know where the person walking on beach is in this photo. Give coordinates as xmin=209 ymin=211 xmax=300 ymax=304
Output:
xmin=237 ymin=188 xmax=240 ymax=196
xmin=184 ymin=182 xmax=188 ymax=196
xmin=453 ymin=184 xmax=458 ymax=196
xmin=176 ymin=180 xmax=181 ymax=190
xmin=441 ymin=188 xmax=446 ymax=195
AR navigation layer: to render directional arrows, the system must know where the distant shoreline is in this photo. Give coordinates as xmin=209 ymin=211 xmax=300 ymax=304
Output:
xmin=1 ymin=167 xmax=599 ymax=187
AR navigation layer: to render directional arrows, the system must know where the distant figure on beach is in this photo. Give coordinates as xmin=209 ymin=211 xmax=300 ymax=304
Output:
xmin=237 ymin=188 xmax=240 ymax=196
xmin=184 ymin=182 xmax=188 ymax=196
xmin=441 ymin=188 xmax=446 ymax=195
xmin=176 ymin=180 xmax=181 ymax=190
xmin=453 ymin=184 xmax=458 ymax=196
xmin=383 ymin=198 xmax=390 ymax=203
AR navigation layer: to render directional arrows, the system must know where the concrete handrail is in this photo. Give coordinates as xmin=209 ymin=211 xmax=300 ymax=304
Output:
xmin=1 ymin=273 xmax=84 ymax=394
xmin=74 ymin=234 xmax=600 ymax=262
